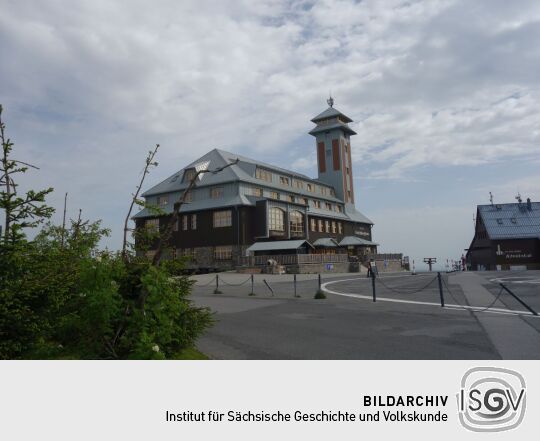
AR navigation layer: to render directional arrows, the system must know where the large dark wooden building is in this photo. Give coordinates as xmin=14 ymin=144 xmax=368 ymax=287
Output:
xmin=134 ymin=100 xmax=378 ymax=271
xmin=466 ymin=198 xmax=540 ymax=270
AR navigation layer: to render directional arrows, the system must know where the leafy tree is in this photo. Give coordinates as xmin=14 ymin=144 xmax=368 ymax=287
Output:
xmin=0 ymin=104 xmax=54 ymax=245
xmin=0 ymin=105 xmax=214 ymax=360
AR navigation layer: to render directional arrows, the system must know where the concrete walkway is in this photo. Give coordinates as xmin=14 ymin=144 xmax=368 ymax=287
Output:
xmin=449 ymin=272 xmax=540 ymax=359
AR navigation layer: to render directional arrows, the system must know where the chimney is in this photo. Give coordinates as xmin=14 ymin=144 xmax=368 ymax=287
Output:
xmin=527 ymin=198 xmax=532 ymax=211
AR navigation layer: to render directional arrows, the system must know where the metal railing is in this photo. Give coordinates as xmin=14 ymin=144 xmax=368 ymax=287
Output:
xmin=238 ymin=253 xmax=349 ymax=266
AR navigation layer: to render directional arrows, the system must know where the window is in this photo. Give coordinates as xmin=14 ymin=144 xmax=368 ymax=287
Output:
xmin=183 ymin=190 xmax=192 ymax=203
xmin=310 ymin=218 xmax=316 ymax=232
xmin=146 ymin=218 xmax=159 ymax=230
xmin=171 ymin=248 xmax=177 ymax=259
xmin=313 ymin=200 xmax=321 ymax=209
xmin=173 ymin=218 xmax=179 ymax=232
xmin=182 ymin=215 xmax=188 ymax=231
xmin=325 ymin=202 xmax=332 ymax=210
xmin=156 ymin=195 xmax=168 ymax=206
xmin=330 ymin=189 xmax=336 ymax=197
xmin=325 ymin=220 xmax=330 ymax=233
xmin=191 ymin=214 xmax=197 ymax=230
xmin=301 ymin=197 xmax=308 ymax=205
xmin=290 ymin=210 xmax=304 ymax=235
xmin=346 ymin=167 xmax=350 ymax=175
xmin=252 ymin=187 xmax=263 ymax=197
xmin=256 ymin=168 xmax=272 ymax=182
xmin=347 ymin=190 xmax=351 ymax=200
xmin=270 ymin=191 xmax=280 ymax=200
xmin=295 ymin=181 xmax=304 ymax=189
xmin=210 ymin=187 xmax=224 ymax=199
xmin=269 ymin=207 xmax=285 ymax=231
xmin=214 ymin=246 xmax=233 ymax=260
xmin=321 ymin=187 xmax=327 ymax=196
xmin=510 ymin=218 xmax=517 ymax=224
xmin=183 ymin=169 xmax=196 ymax=182
xmin=280 ymin=176 xmax=290 ymax=186
xmin=307 ymin=183 xmax=314 ymax=192
xmin=180 ymin=248 xmax=194 ymax=259
xmin=318 ymin=219 xmax=323 ymax=232
xmin=338 ymin=222 xmax=343 ymax=234
xmin=145 ymin=250 xmax=156 ymax=259
xmin=213 ymin=210 xmax=232 ymax=227
xmin=332 ymin=221 xmax=337 ymax=233
xmin=337 ymin=205 xmax=343 ymax=213
xmin=287 ymin=195 xmax=295 ymax=203
xmin=496 ymin=218 xmax=503 ymax=225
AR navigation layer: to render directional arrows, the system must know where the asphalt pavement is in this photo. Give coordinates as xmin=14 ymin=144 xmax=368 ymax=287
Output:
xmin=189 ymin=271 xmax=540 ymax=360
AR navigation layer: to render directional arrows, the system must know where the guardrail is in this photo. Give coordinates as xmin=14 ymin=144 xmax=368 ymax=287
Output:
xmin=238 ymin=253 xmax=349 ymax=266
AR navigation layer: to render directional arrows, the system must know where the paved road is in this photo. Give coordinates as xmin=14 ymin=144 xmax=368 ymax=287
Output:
xmin=189 ymin=271 xmax=540 ymax=359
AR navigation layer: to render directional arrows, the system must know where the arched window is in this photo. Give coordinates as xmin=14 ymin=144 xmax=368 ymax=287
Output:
xmin=269 ymin=207 xmax=285 ymax=231
xmin=290 ymin=210 xmax=304 ymax=235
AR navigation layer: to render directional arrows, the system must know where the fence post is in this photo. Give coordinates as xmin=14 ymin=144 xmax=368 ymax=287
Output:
xmin=500 ymin=283 xmax=538 ymax=316
xmin=214 ymin=274 xmax=221 ymax=294
xmin=371 ymin=271 xmax=376 ymax=302
xmin=318 ymin=273 xmax=321 ymax=290
xmin=294 ymin=274 xmax=298 ymax=298
xmin=437 ymin=272 xmax=445 ymax=307
xmin=250 ymin=274 xmax=254 ymax=296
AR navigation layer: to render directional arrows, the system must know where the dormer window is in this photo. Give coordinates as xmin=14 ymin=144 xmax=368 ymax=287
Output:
xmin=256 ymin=167 xmax=272 ymax=182
xmin=183 ymin=169 xmax=196 ymax=182
xmin=496 ymin=218 xmax=503 ymax=225
xmin=156 ymin=195 xmax=168 ymax=206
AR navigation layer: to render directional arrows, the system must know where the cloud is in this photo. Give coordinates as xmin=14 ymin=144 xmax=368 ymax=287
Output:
xmin=0 ymin=0 xmax=539 ymax=251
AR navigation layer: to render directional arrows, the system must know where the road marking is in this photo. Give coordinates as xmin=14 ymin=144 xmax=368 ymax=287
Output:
xmin=321 ymin=279 xmax=539 ymax=318
xmin=489 ymin=277 xmax=540 ymax=284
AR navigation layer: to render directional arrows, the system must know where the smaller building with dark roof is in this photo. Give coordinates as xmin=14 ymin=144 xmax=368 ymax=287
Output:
xmin=466 ymin=198 xmax=540 ymax=270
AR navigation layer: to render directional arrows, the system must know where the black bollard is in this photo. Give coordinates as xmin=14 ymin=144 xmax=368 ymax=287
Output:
xmin=294 ymin=274 xmax=298 ymax=298
xmin=250 ymin=274 xmax=254 ymax=296
xmin=437 ymin=272 xmax=445 ymax=307
xmin=371 ymin=271 xmax=376 ymax=302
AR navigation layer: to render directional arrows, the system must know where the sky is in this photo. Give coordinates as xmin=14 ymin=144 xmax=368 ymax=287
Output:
xmin=1 ymin=0 xmax=539 ymax=270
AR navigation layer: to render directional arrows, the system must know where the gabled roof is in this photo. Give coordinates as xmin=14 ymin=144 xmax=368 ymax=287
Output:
xmin=339 ymin=236 xmax=379 ymax=246
xmin=246 ymin=240 xmax=313 ymax=252
xmin=478 ymin=201 xmax=540 ymax=240
xmin=313 ymin=238 xmax=340 ymax=247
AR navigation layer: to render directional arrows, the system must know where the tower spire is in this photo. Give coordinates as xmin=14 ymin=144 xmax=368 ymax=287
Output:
xmin=327 ymin=95 xmax=334 ymax=108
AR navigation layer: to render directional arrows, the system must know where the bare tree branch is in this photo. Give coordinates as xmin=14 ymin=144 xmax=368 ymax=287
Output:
xmin=122 ymin=144 xmax=159 ymax=261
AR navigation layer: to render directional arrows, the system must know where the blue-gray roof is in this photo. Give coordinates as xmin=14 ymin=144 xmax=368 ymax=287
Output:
xmin=478 ymin=201 xmax=540 ymax=240
xmin=339 ymin=236 xmax=379 ymax=246
xmin=311 ymin=106 xmax=353 ymax=123
xmin=135 ymin=148 xmax=373 ymax=225
xmin=313 ymin=238 xmax=339 ymax=247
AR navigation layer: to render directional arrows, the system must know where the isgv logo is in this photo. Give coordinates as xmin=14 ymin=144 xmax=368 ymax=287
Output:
xmin=457 ymin=367 xmax=526 ymax=432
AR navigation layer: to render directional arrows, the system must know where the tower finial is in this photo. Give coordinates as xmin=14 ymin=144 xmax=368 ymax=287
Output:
xmin=327 ymin=95 xmax=334 ymax=107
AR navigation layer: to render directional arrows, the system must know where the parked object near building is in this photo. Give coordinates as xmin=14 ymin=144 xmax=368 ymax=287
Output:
xmin=133 ymin=100 xmax=380 ymax=273
xmin=466 ymin=197 xmax=540 ymax=270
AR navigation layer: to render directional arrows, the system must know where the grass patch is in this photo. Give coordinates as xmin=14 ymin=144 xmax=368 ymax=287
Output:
xmin=314 ymin=290 xmax=326 ymax=299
